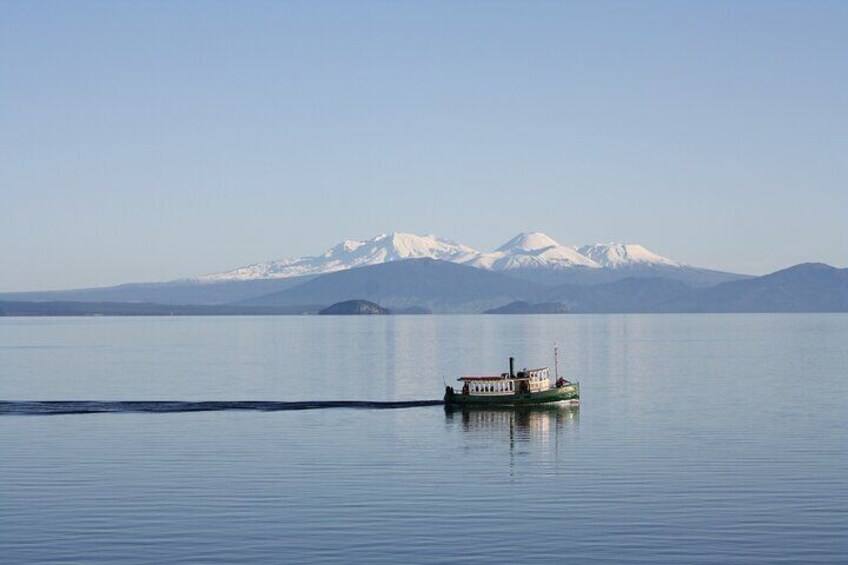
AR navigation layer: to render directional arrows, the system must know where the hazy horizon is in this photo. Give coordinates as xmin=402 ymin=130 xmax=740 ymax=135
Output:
xmin=3 ymin=1 xmax=846 ymax=291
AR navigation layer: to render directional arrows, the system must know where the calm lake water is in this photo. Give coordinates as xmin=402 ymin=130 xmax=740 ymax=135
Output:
xmin=1 ymin=315 xmax=846 ymax=564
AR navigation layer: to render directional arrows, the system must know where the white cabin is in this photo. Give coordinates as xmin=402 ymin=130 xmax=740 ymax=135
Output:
xmin=459 ymin=367 xmax=551 ymax=396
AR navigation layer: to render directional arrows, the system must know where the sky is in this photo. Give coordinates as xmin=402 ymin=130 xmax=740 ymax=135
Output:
xmin=2 ymin=1 xmax=846 ymax=291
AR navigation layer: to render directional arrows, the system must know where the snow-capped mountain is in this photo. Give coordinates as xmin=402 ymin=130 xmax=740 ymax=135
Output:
xmin=465 ymin=232 xmax=600 ymax=271
xmin=2 ymin=231 xmax=750 ymax=309
xmin=497 ymin=232 xmax=563 ymax=252
xmin=199 ymin=233 xmax=478 ymax=281
xmin=467 ymin=232 xmax=600 ymax=271
xmin=198 ymin=231 xmax=682 ymax=282
xmin=577 ymin=243 xmax=681 ymax=269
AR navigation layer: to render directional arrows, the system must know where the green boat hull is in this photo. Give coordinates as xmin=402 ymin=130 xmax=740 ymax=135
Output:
xmin=444 ymin=383 xmax=579 ymax=407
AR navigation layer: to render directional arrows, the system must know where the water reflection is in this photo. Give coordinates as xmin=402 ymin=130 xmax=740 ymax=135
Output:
xmin=445 ymin=404 xmax=579 ymax=445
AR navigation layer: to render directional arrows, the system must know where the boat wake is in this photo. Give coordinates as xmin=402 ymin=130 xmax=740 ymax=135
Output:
xmin=0 ymin=400 xmax=444 ymax=416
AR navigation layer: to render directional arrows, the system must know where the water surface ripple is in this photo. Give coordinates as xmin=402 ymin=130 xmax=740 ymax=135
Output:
xmin=1 ymin=315 xmax=846 ymax=564
xmin=0 ymin=399 xmax=444 ymax=415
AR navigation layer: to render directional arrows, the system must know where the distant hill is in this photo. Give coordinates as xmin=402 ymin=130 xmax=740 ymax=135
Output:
xmin=542 ymin=277 xmax=693 ymax=313
xmin=483 ymin=301 xmax=569 ymax=314
xmin=239 ymin=258 xmax=547 ymax=313
xmin=0 ymin=277 xmax=311 ymax=306
xmin=232 ymin=261 xmax=848 ymax=314
xmin=535 ymin=263 xmax=848 ymax=313
xmin=501 ymin=262 xmax=746 ymax=288
xmin=318 ymin=300 xmax=389 ymax=315
xmin=3 ymin=259 xmax=844 ymax=315
xmin=665 ymin=263 xmax=848 ymax=312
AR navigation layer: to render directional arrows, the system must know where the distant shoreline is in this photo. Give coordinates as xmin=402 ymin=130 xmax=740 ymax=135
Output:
xmin=0 ymin=301 xmax=321 ymax=317
xmin=2 ymin=300 xmax=847 ymax=317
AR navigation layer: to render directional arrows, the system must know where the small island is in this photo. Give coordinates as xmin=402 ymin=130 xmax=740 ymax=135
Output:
xmin=483 ymin=301 xmax=570 ymax=314
xmin=318 ymin=299 xmax=390 ymax=315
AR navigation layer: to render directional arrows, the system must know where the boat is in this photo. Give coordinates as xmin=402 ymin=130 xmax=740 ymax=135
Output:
xmin=443 ymin=348 xmax=579 ymax=407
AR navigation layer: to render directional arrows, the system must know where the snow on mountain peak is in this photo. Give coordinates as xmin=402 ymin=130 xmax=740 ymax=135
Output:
xmin=496 ymin=232 xmax=561 ymax=252
xmin=198 ymin=232 xmax=478 ymax=281
xmin=322 ymin=239 xmax=366 ymax=257
xmin=577 ymin=243 xmax=680 ymax=268
xmin=470 ymin=232 xmax=600 ymax=270
xmin=370 ymin=232 xmax=477 ymax=260
xmin=196 ymin=232 xmax=684 ymax=282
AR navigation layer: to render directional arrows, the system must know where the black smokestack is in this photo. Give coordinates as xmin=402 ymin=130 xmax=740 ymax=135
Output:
xmin=509 ymin=357 xmax=515 ymax=378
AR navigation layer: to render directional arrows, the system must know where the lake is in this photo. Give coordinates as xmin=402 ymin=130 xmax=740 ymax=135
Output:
xmin=1 ymin=315 xmax=846 ymax=563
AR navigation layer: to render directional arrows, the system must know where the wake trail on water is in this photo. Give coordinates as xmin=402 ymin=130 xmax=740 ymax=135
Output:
xmin=0 ymin=400 xmax=445 ymax=416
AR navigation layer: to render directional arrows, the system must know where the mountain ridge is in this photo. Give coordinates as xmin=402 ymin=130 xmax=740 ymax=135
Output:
xmin=540 ymin=263 xmax=848 ymax=313
xmin=2 ymin=261 xmax=844 ymax=314
xmin=238 ymin=258 xmax=548 ymax=314
xmin=198 ymin=231 xmax=695 ymax=280
xmin=0 ymin=231 xmax=751 ymax=303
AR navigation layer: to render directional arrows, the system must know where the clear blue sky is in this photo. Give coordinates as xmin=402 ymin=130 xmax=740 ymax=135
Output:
xmin=2 ymin=1 xmax=846 ymax=291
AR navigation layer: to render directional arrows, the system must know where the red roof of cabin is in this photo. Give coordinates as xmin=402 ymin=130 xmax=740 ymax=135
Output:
xmin=458 ymin=375 xmax=506 ymax=381
xmin=458 ymin=367 xmax=549 ymax=382
xmin=458 ymin=375 xmax=533 ymax=381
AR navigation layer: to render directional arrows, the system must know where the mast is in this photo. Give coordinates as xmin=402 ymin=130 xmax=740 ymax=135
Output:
xmin=554 ymin=342 xmax=559 ymax=381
